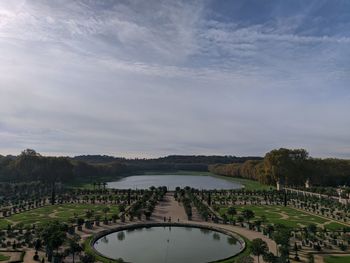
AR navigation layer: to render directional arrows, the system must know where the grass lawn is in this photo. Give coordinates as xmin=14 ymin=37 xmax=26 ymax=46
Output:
xmin=324 ymin=255 xmax=350 ymax=263
xmin=219 ymin=205 xmax=347 ymax=230
xmin=0 ymin=254 xmax=10 ymax=261
xmin=213 ymin=175 xmax=273 ymax=190
xmin=3 ymin=203 xmax=119 ymax=229
xmin=324 ymin=222 xmax=349 ymax=231
xmin=0 ymin=218 xmax=11 ymax=229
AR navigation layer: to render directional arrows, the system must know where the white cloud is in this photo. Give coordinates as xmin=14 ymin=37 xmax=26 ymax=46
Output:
xmin=0 ymin=0 xmax=349 ymax=158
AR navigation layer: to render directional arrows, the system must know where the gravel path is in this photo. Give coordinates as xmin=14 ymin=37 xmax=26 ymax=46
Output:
xmin=150 ymin=192 xmax=277 ymax=263
xmin=150 ymin=192 xmax=188 ymax=222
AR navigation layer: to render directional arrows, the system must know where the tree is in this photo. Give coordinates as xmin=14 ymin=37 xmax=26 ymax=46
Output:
xmin=207 ymin=192 xmax=211 ymax=206
xmin=102 ymin=207 xmax=110 ymax=219
xmin=237 ymin=216 xmax=244 ymax=226
xmin=294 ymin=242 xmax=300 ymax=261
xmin=112 ymin=213 xmax=119 ymax=223
xmin=264 ymin=148 xmax=308 ymax=186
xmin=263 ymin=252 xmax=277 ymax=263
xmin=308 ymin=253 xmax=314 ymax=263
xmin=242 ymin=209 xmax=255 ymax=223
xmin=85 ymin=210 xmax=94 ymax=220
xmin=227 ymin=206 xmax=237 ymax=216
xmin=251 ymin=238 xmax=269 ymax=263
xmin=144 ymin=210 xmax=152 ymax=220
xmin=80 ymin=254 xmax=95 ymax=263
xmin=272 ymin=226 xmax=290 ymax=258
xmin=236 ymin=255 xmax=254 ymax=263
xmin=34 ymin=239 xmax=42 ymax=252
xmin=39 ymin=221 xmax=67 ymax=257
xmin=307 ymin=224 xmax=317 ymax=235
xmin=67 ymin=239 xmax=82 ymax=263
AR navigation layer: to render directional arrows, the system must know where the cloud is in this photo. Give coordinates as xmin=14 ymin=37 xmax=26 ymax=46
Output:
xmin=0 ymin=0 xmax=349 ymax=158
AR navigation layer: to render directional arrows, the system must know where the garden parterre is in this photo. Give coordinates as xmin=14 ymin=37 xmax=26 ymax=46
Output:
xmin=219 ymin=205 xmax=347 ymax=230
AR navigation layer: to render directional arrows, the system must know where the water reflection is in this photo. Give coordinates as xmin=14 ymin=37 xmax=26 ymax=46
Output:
xmin=227 ymin=237 xmax=237 ymax=245
xmin=94 ymin=226 xmax=242 ymax=263
xmin=101 ymin=236 xmax=109 ymax=244
xmin=212 ymin=233 xmax=221 ymax=241
xmin=117 ymin=231 xmax=125 ymax=241
xmin=199 ymin=228 xmax=211 ymax=235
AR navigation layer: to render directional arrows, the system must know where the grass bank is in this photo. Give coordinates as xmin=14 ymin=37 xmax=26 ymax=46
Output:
xmin=324 ymin=255 xmax=350 ymax=263
xmin=0 ymin=254 xmax=10 ymax=262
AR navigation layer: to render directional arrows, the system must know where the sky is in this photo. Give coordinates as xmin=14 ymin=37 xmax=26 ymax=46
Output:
xmin=0 ymin=0 xmax=349 ymax=158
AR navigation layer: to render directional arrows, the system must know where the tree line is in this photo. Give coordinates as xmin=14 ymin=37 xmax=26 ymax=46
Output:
xmin=209 ymin=148 xmax=350 ymax=187
xmin=73 ymin=154 xmax=261 ymax=165
xmin=0 ymin=149 xmax=128 ymax=183
xmin=0 ymin=149 xmax=260 ymax=183
xmin=2 ymin=148 xmax=349 ymax=187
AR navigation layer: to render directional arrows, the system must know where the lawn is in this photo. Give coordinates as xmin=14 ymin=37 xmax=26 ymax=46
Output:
xmin=0 ymin=254 xmax=10 ymax=261
xmin=324 ymin=255 xmax=350 ymax=263
xmin=212 ymin=175 xmax=272 ymax=190
xmin=219 ymin=205 xmax=347 ymax=230
xmin=0 ymin=218 xmax=10 ymax=229
xmin=2 ymin=203 xmax=119 ymax=229
xmin=323 ymin=222 xmax=349 ymax=231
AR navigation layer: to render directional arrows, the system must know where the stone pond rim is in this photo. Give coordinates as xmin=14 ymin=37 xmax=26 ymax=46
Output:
xmin=90 ymin=222 xmax=246 ymax=263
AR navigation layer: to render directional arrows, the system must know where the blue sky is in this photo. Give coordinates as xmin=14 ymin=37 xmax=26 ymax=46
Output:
xmin=0 ymin=0 xmax=349 ymax=158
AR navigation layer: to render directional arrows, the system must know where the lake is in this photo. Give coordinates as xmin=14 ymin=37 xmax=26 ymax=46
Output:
xmin=94 ymin=225 xmax=243 ymax=263
xmin=106 ymin=173 xmax=242 ymax=190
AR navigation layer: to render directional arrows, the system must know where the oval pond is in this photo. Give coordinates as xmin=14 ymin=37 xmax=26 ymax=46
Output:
xmin=94 ymin=225 xmax=243 ymax=263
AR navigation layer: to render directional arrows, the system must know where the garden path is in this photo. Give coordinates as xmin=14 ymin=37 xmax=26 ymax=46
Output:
xmin=151 ymin=192 xmax=277 ymax=263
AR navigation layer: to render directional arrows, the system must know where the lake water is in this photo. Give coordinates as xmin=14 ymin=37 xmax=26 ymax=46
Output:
xmin=94 ymin=226 xmax=243 ymax=263
xmin=106 ymin=174 xmax=242 ymax=190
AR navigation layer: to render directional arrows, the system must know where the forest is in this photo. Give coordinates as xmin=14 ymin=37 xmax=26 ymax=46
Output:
xmin=209 ymin=148 xmax=350 ymax=187
xmin=0 ymin=149 xmax=257 ymax=184
xmin=1 ymin=148 xmax=350 ymax=187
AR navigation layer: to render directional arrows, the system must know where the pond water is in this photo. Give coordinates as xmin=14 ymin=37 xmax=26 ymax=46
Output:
xmin=94 ymin=225 xmax=243 ymax=263
xmin=107 ymin=174 xmax=242 ymax=190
